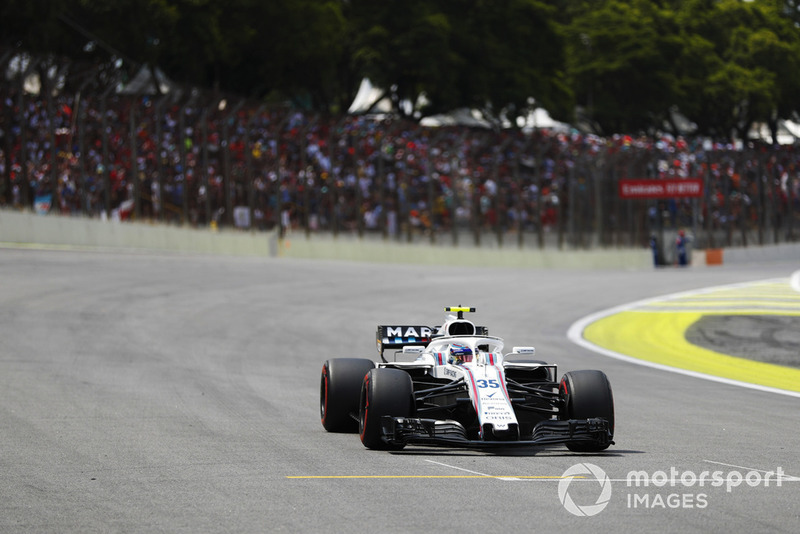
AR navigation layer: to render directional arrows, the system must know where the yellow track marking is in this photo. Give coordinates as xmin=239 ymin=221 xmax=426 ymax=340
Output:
xmin=287 ymin=475 xmax=582 ymax=479
xmin=582 ymin=277 xmax=800 ymax=393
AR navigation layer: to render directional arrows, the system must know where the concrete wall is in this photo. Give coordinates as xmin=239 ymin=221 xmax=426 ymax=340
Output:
xmin=13 ymin=209 xmax=794 ymax=269
xmin=698 ymin=243 xmax=800 ymax=266
xmin=276 ymin=233 xmax=653 ymax=269
xmin=0 ymin=210 xmax=276 ymax=256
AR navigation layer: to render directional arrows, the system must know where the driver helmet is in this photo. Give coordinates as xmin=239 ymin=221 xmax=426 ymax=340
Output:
xmin=449 ymin=343 xmax=473 ymax=364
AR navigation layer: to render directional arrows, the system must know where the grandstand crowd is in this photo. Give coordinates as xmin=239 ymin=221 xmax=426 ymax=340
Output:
xmin=2 ymin=68 xmax=799 ymax=249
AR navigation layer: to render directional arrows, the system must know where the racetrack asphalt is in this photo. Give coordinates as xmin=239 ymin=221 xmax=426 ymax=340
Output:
xmin=1 ymin=248 xmax=798 ymax=533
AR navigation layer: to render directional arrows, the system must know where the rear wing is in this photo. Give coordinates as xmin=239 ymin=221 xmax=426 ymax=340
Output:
xmin=377 ymin=325 xmax=434 ymax=357
xmin=376 ymin=324 xmax=489 ymax=359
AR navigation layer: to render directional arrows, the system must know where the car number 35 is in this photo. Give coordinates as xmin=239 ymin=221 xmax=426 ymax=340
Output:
xmin=476 ymin=379 xmax=500 ymax=388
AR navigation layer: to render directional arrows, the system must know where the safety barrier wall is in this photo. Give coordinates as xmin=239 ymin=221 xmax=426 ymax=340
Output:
xmin=0 ymin=210 xmax=651 ymax=269
xmin=277 ymin=234 xmax=653 ymax=269
xmin=0 ymin=210 xmax=276 ymax=256
xmin=701 ymin=242 xmax=800 ymax=266
xmin=1 ymin=210 xmax=653 ymax=268
xmin=7 ymin=210 xmax=797 ymax=268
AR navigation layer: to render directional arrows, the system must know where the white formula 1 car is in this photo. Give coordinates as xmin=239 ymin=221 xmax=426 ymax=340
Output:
xmin=320 ymin=307 xmax=614 ymax=451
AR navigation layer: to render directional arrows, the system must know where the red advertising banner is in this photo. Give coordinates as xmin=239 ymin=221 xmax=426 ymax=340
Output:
xmin=618 ymin=178 xmax=704 ymax=199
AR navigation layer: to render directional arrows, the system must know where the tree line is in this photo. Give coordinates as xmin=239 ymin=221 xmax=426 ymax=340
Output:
xmin=2 ymin=0 xmax=799 ymax=140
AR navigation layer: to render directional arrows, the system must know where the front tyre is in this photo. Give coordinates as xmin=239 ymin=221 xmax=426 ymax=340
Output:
xmin=560 ymin=370 xmax=615 ymax=452
xmin=359 ymin=368 xmax=414 ymax=450
xmin=320 ymin=358 xmax=375 ymax=432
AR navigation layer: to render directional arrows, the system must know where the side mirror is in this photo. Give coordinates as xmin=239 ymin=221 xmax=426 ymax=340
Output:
xmin=511 ymin=346 xmax=536 ymax=355
xmin=402 ymin=346 xmax=424 ymax=354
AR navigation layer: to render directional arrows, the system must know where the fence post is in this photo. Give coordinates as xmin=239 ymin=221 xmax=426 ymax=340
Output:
xmin=179 ymin=100 xmax=188 ymax=224
xmin=153 ymin=95 xmax=167 ymax=222
xmin=76 ymin=89 xmax=86 ymax=214
xmin=43 ymin=61 xmax=59 ymax=213
xmin=614 ymin=157 xmax=622 ymax=247
xmin=301 ymin=115 xmax=312 ymax=238
xmin=0 ymin=50 xmax=10 ymax=204
xmin=536 ymin=144 xmax=544 ymax=249
xmin=691 ymin=152 xmax=701 ymax=248
xmin=378 ymin=135 xmax=386 ymax=240
xmin=579 ymin=154 xmax=591 ymax=248
xmin=99 ymin=84 xmax=112 ymax=216
xmin=625 ymin=157 xmax=636 ymax=247
xmin=489 ymin=143 xmax=499 ymax=247
xmin=723 ymin=157 xmax=733 ymax=247
xmin=70 ymin=74 xmax=95 ymax=215
xmin=702 ymin=154 xmax=713 ymax=249
xmin=130 ymin=95 xmax=140 ymax=219
xmin=567 ymin=161 xmax=576 ymax=248
xmin=405 ymin=169 xmax=413 ymax=244
xmin=452 ymin=147 xmax=462 ymax=247
xmin=425 ymin=136 xmax=435 ymax=245
xmin=737 ymin=153 xmax=748 ymax=247
xmin=757 ymin=156 xmax=765 ymax=245
xmin=18 ymin=55 xmax=36 ymax=209
xmin=245 ymin=104 xmax=265 ymax=230
xmin=331 ymin=117 xmax=341 ymax=238
xmin=0 ymin=52 xmax=11 ymax=205
xmin=200 ymin=106 xmax=210 ymax=226
xmin=594 ymin=156 xmax=604 ymax=247
xmin=788 ymin=167 xmax=796 ymax=242
xmin=472 ymin=168 xmax=481 ymax=247
xmin=183 ymin=91 xmax=200 ymax=225
xmin=770 ymin=155 xmax=779 ymax=244
xmin=355 ymin=128 xmax=365 ymax=240
xmin=515 ymin=149 xmax=524 ymax=249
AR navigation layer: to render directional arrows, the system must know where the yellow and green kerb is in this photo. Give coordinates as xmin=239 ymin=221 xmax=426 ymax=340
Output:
xmin=582 ymin=280 xmax=800 ymax=394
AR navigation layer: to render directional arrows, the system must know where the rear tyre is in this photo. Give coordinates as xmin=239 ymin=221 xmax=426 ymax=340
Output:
xmin=560 ymin=370 xmax=614 ymax=452
xmin=359 ymin=368 xmax=414 ymax=450
xmin=320 ymin=358 xmax=375 ymax=432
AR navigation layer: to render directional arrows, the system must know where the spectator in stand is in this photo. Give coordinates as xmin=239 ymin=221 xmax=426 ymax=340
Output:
xmin=2 ymin=55 xmax=799 ymax=250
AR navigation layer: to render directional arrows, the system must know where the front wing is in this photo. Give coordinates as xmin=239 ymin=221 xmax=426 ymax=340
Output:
xmin=382 ymin=416 xmax=613 ymax=448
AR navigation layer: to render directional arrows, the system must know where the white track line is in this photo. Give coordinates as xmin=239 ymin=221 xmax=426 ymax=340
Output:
xmin=704 ymin=460 xmax=800 ymax=482
xmin=566 ymin=272 xmax=800 ymax=399
xmin=420 ymin=458 xmax=800 ymax=484
xmin=424 ymin=460 xmax=571 ymax=482
xmin=791 ymin=270 xmax=800 ymax=293
xmin=424 ymin=459 xmax=493 ymax=477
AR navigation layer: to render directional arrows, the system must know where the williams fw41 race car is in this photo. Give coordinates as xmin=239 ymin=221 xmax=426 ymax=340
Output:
xmin=320 ymin=307 xmax=614 ymax=451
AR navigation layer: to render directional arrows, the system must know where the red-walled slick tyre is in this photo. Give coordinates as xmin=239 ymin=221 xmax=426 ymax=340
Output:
xmin=320 ymin=358 xmax=375 ymax=432
xmin=359 ymin=368 xmax=414 ymax=450
xmin=560 ymin=370 xmax=615 ymax=452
